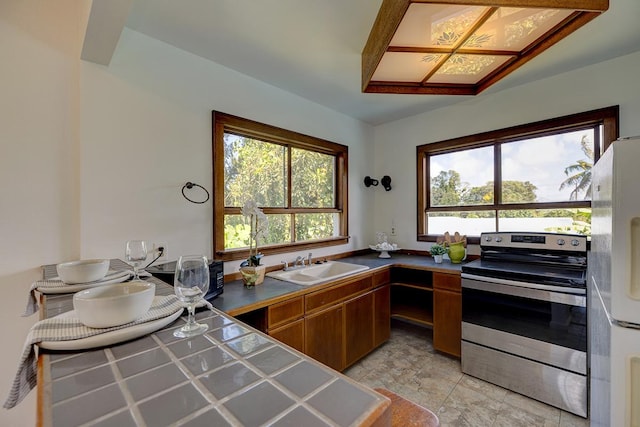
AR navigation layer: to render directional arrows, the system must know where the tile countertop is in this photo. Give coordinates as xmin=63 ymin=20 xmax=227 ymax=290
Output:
xmin=37 ymin=260 xmax=391 ymax=427
xmin=211 ymin=252 xmax=464 ymax=316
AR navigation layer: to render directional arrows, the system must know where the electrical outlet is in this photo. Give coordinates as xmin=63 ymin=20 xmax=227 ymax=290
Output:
xmin=152 ymin=242 xmax=168 ymax=261
xmin=391 ymin=227 xmax=396 ymax=236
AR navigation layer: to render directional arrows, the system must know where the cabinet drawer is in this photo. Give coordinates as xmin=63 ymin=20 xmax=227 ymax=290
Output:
xmin=372 ymin=268 xmax=391 ymax=288
xmin=267 ymin=297 xmax=304 ymax=329
xmin=305 ymin=276 xmax=372 ymax=313
xmin=433 ymin=272 xmax=461 ymax=292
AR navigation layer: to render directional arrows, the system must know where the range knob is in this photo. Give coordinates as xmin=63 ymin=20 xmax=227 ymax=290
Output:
xmin=557 ymin=238 xmax=566 ymax=246
xmin=484 ymin=236 xmax=492 ymax=242
xmin=571 ymin=239 xmax=580 ymax=246
xmin=495 ymin=237 xmax=503 ymax=242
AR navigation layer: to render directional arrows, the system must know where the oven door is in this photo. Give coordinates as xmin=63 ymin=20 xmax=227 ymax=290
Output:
xmin=462 ymin=273 xmax=587 ymax=369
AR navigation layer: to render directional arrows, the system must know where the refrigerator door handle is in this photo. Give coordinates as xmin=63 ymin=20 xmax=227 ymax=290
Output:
xmin=631 ymin=217 xmax=640 ymax=299
xmin=631 ymin=357 xmax=640 ymax=426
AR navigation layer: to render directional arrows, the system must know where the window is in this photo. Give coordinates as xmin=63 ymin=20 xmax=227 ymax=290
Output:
xmin=417 ymin=106 xmax=619 ymax=241
xmin=213 ymin=112 xmax=348 ymax=261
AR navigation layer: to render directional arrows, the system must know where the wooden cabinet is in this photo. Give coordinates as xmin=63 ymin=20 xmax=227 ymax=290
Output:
xmin=305 ymin=273 xmax=373 ymax=371
xmin=373 ymin=283 xmax=391 ymax=348
xmin=345 ymin=292 xmax=374 ymax=367
xmin=305 ymin=304 xmax=344 ymax=371
xmin=257 ymin=266 xmax=392 ymax=370
xmin=389 ymin=268 xmax=462 ymax=358
xmin=390 ymin=267 xmax=434 ymax=326
xmin=267 ymin=296 xmax=304 ymax=352
xmin=433 ymin=272 xmax=462 ymax=357
xmin=305 ymin=276 xmax=372 ymax=313
xmin=269 ymin=318 xmax=304 ymax=352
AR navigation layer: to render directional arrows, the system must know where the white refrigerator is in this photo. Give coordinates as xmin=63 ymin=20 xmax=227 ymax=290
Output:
xmin=590 ymin=137 xmax=640 ymax=427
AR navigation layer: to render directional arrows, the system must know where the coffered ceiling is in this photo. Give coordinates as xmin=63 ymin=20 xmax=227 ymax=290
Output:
xmin=87 ymin=0 xmax=640 ymax=125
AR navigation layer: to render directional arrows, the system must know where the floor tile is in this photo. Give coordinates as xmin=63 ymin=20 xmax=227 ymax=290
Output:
xmin=457 ymin=374 xmax=508 ymax=402
xmin=559 ymin=411 xmax=590 ymax=427
xmin=437 ymin=382 xmax=502 ymax=427
xmin=344 ymin=320 xmax=589 ymax=427
xmin=502 ymin=391 xmax=561 ymax=423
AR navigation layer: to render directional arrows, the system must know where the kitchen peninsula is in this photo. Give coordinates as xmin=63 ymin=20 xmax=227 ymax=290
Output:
xmin=36 ymin=261 xmax=391 ymax=427
xmin=36 ymin=254 xmax=460 ymax=426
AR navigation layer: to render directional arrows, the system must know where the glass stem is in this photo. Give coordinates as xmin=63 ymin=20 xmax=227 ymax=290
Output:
xmin=185 ymin=304 xmax=196 ymax=329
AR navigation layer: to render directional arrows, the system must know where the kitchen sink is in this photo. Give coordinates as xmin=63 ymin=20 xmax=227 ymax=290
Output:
xmin=267 ymin=261 xmax=369 ymax=286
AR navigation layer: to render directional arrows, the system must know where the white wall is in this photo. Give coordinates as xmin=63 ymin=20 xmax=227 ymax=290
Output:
xmin=0 ymin=0 xmax=86 ymax=424
xmin=1 ymin=3 xmax=374 ymax=424
xmin=3 ymin=1 xmax=640 ymax=424
xmin=372 ymin=51 xmax=640 ymax=253
xmin=79 ymin=28 xmax=375 ymax=273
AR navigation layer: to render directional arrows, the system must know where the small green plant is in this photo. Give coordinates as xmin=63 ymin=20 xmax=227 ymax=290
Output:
xmin=430 ymin=243 xmax=448 ymax=256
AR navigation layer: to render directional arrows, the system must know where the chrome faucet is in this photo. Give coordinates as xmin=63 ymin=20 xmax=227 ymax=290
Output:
xmin=281 ymin=260 xmax=289 ymax=271
xmin=295 ymin=255 xmax=304 ymax=268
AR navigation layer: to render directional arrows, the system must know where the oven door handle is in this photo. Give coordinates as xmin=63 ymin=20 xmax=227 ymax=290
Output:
xmin=461 ymin=274 xmax=586 ymax=307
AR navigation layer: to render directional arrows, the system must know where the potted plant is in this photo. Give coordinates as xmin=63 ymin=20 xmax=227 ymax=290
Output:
xmin=239 ymin=199 xmax=268 ymax=288
xmin=430 ymin=243 xmax=448 ymax=264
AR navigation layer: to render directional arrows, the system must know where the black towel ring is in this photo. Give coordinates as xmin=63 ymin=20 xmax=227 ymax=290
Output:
xmin=181 ymin=182 xmax=210 ymax=204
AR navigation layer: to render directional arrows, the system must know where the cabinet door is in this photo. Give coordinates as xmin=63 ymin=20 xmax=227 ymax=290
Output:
xmin=305 ymin=305 xmax=344 ymax=371
xmin=373 ymin=284 xmax=391 ymax=348
xmin=345 ymin=292 xmax=374 ymax=368
xmin=269 ymin=319 xmax=304 ymax=353
xmin=433 ymin=288 xmax=461 ymax=357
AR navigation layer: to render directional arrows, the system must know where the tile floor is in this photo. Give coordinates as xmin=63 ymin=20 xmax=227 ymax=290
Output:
xmin=344 ymin=320 xmax=589 ymax=427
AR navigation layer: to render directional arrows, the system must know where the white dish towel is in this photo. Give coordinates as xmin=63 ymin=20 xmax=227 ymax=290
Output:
xmin=4 ymin=295 xmax=184 ymax=409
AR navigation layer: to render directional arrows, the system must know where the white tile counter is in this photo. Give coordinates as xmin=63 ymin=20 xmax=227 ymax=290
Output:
xmin=36 ymin=261 xmax=391 ymax=426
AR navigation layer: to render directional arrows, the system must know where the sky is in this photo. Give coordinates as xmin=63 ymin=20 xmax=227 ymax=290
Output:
xmin=430 ymin=129 xmax=593 ymax=202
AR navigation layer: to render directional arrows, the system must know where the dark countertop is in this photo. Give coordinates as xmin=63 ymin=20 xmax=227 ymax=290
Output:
xmin=211 ymin=253 xmax=464 ymax=316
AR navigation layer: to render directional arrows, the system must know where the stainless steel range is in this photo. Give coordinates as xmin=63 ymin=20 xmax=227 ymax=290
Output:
xmin=461 ymin=232 xmax=588 ymax=418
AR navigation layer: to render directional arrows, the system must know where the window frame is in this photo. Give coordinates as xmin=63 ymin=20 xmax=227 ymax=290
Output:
xmin=213 ymin=111 xmax=349 ymax=261
xmin=417 ymin=106 xmax=619 ymax=243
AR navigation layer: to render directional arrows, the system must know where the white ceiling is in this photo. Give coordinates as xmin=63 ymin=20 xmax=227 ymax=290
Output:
xmin=120 ymin=0 xmax=640 ymax=125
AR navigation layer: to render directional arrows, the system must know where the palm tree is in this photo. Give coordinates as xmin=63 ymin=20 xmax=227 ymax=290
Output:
xmin=559 ymin=135 xmax=593 ymax=200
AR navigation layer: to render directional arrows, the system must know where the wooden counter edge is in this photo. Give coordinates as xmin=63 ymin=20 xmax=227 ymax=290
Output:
xmin=359 ymin=392 xmax=392 ymax=427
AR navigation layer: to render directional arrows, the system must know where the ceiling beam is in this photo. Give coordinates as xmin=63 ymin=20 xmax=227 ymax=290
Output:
xmin=362 ymin=0 xmax=411 ymax=92
xmin=81 ymin=0 xmax=134 ymax=66
xmin=409 ymin=0 xmax=608 ymax=12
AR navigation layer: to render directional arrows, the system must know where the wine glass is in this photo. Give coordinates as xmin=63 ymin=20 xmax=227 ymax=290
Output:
xmin=173 ymin=255 xmax=210 ymax=338
xmin=125 ymin=240 xmax=148 ymax=281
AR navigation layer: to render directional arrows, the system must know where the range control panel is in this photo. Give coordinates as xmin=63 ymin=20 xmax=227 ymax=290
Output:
xmin=480 ymin=232 xmax=588 ymax=253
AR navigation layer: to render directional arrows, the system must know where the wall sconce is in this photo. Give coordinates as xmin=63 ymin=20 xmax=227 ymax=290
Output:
xmin=381 ymin=175 xmax=392 ymax=191
xmin=364 ymin=176 xmax=379 ymax=187
xmin=364 ymin=176 xmax=392 ymax=191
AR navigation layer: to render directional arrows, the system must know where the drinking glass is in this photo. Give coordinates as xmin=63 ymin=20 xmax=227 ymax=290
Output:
xmin=173 ymin=255 xmax=210 ymax=338
xmin=125 ymin=240 xmax=148 ymax=281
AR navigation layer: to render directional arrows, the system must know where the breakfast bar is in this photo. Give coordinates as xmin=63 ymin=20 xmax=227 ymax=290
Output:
xmin=35 ymin=261 xmax=391 ymax=426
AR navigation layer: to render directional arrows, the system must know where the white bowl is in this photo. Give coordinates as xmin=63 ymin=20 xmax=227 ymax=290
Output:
xmin=73 ymin=282 xmax=156 ymax=328
xmin=56 ymin=259 xmax=110 ymax=284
